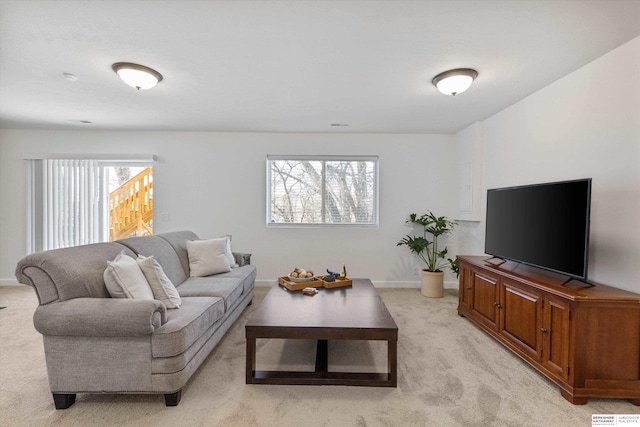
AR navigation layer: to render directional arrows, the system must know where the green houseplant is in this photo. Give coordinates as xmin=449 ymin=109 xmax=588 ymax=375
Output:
xmin=397 ymin=211 xmax=457 ymax=297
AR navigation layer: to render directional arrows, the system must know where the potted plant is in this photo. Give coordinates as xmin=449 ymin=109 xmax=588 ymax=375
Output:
xmin=397 ymin=211 xmax=457 ymax=298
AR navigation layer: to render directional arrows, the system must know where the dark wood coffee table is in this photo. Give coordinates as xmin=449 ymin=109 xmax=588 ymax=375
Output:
xmin=245 ymin=278 xmax=398 ymax=387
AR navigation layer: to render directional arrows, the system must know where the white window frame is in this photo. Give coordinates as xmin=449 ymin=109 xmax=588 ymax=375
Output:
xmin=266 ymin=155 xmax=379 ymax=228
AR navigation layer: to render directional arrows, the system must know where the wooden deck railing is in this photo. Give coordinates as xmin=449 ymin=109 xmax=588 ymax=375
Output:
xmin=109 ymin=168 xmax=153 ymax=241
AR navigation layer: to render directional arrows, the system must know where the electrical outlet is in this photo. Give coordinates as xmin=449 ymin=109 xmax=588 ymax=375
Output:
xmin=413 ymin=267 xmax=421 ymax=275
xmin=160 ymin=213 xmax=170 ymax=221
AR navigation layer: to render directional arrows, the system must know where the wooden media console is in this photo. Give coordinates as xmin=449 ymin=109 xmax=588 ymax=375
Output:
xmin=457 ymin=255 xmax=640 ymax=405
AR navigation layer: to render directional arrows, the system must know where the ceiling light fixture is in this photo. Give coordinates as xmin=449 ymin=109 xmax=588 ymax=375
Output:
xmin=432 ymin=68 xmax=478 ymax=96
xmin=112 ymin=62 xmax=163 ymax=90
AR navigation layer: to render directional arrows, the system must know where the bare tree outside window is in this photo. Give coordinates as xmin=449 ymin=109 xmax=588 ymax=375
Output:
xmin=114 ymin=167 xmax=131 ymax=186
xmin=267 ymin=156 xmax=378 ymax=227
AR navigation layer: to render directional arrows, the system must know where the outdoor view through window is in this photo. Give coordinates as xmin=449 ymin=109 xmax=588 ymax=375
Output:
xmin=28 ymin=159 xmax=153 ymax=252
xmin=267 ymin=156 xmax=378 ymax=227
xmin=107 ymin=166 xmax=153 ymax=241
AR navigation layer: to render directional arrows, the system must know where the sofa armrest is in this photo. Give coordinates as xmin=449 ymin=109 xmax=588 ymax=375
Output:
xmin=33 ymin=298 xmax=167 ymax=337
xmin=233 ymin=252 xmax=251 ymax=266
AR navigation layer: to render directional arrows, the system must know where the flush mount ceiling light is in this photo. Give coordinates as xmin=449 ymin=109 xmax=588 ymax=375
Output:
xmin=112 ymin=62 xmax=163 ymax=90
xmin=432 ymin=68 xmax=478 ymax=96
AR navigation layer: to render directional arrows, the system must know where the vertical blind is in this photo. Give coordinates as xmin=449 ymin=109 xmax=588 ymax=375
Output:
xmin=42 ymin=159 xmax=101 ymax=250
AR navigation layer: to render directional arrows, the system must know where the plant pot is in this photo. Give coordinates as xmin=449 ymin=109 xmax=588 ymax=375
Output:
xmin=421 ymin=270 xmax=444 ymax=298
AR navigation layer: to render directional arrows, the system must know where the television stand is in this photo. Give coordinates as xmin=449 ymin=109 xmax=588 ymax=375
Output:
xmin=457 ymin=255 xmax=640 ymax=405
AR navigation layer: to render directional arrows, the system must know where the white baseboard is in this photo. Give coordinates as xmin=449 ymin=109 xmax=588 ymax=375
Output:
xmin=444 ymin=280 xmax=459 ymax=289
xmin=0 ymin=279 xmax=21 ymax=287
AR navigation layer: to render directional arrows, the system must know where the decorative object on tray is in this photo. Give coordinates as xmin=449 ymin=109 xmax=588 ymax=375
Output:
xmin=324 ymin=269 xmax=337 ymax=282
xmin=288 ymin=267 xmax=315 ymax=282
xmin=325 ymin=264 xmax=347 ymax=280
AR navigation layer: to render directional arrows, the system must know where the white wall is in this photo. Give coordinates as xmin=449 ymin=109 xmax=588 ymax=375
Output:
xmin=455 ymin=121 xmax=483 ymax=223
xmin=3 ymin=36 xmax=638 ymax=293
xmin=453 ymin=122 xmax=485 ymax=260
xmin=461 ymin=36 xmax=640 ymax=293
xmin=0 ymin=131 xmax=458 ymax=287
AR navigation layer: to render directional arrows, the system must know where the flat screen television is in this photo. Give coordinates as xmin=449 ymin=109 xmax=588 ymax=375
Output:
xmin=484 ymin=178 xmax=592 ymax=281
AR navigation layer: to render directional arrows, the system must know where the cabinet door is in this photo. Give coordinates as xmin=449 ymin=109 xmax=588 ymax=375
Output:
xmin=500 ymin=280 xmax=543 ymax=361
xmin=471 ymin=270 xmax=499 ymax=331
xmin=458 ymin=265 xmax=473 ymax=312
xmin=542 ymin=297 xmax=570 ymax=381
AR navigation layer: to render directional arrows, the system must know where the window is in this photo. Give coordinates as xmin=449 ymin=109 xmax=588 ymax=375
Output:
xmin=25 ymin=154 xmax=154 ymax=252
xmin=267 ymin=155 xmax=378 ymax=227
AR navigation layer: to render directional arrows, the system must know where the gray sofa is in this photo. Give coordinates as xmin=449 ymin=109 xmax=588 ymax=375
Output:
xmin=15 ymin=230 xmax=256 ymax=409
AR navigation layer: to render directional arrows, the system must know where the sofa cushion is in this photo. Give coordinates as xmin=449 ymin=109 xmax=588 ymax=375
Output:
xmin=117 ymin=234 xmax=188 ymax=287
xmin=137 ymin=255 xmax=181 ymax=309
xmin=178 ymin=277 xmax=243 ymax=311
xmin=103 ymin=251 xmax=154 ymax=300
xmin=156 ymin=230 xmax=199 ymax=278
xmin=186 ymin=239 xmax=231 ymax=277
xmin=214 ymin=265 xmax=257 ymax=295
xmin=152 ymin=296 xmax=225 ymax=358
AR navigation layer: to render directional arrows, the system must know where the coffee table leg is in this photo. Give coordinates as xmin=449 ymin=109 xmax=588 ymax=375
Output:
xmin=315 ymin=339 xmax=328 ymax=373
xmin=388 ymin=339 xmax=397 ymax=387
xmin=246 ymin=333 xmax=256 ymax=384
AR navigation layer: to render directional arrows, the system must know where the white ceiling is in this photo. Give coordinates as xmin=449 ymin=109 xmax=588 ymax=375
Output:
xmin=1 ymin=0 xmax=639 ymax=134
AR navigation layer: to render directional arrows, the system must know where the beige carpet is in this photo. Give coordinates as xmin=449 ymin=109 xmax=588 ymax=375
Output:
xmin=0 ymin=285 xmax=636 ymax=426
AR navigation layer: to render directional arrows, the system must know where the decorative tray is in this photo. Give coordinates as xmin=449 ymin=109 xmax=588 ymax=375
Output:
xmin=287 ymin=275 xmax=316 ymax=283
xmin=278 ymin=276 xmax=352 ymax=291
xmin=278 ymin=276 xmax=323 ymax=291
xmin=317 ymin=276 xmax=353 ymax=289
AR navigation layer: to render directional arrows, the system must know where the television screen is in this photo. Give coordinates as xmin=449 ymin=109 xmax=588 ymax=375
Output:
xmin=485 ymin=178 xmax=591 ymax=280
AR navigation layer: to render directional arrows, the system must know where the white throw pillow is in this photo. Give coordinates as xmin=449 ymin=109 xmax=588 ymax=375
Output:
xmin=137 ymin=255 xmax=181 ymax=309
xmin=186 ymin=238 xmax=231 ymax=277
xmin=104 ymin=250 xmax=154 ymax=300
xmin=220 ymin=235 xmax=238 ymax=268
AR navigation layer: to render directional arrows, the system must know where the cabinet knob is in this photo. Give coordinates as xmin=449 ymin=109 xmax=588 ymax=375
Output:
xmin=540 ymin=328 xmax=548 ymax=333
xmin=465 ymin=287 xmax=472 ymax=290
xmin=493 ymin=302 xmax=502 ymax=308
